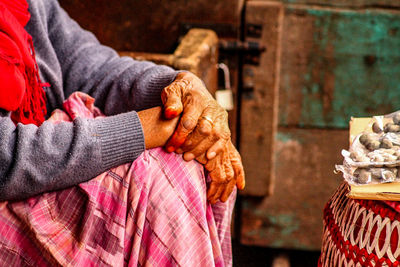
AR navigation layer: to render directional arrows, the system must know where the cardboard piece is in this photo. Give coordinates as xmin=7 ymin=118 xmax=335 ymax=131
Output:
xmin=348 ymin=116 xmax=400 ymax=200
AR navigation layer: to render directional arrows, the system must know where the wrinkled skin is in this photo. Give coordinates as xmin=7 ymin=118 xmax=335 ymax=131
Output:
xmin=161 ymin=72 xmax=245 ymax=203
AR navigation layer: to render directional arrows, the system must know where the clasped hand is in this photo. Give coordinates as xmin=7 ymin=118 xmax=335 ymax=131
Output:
xmin=161 ymin=72 xmax=245 ymax=204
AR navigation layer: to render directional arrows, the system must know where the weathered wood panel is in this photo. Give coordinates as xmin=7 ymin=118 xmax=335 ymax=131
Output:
xmin=252 ymin=0 xmax=400 ymax=8
xmin=241 ymin=128 xmax=346 ymax=249
xmin=278 ymin=6 xmax=400 ymax=128
xmin=240 ymin=1 xmax=283 ymax=196
xmin=59 ymin=0 xmax=243 ymax=53
xmin=119 ymin=29 xmax=219 ymax=95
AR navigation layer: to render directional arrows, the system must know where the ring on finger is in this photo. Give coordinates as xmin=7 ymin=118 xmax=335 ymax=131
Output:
xmin=201 ymin=116 xmax=214 ymax=126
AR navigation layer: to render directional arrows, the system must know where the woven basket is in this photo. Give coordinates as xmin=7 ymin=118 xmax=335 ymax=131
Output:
xmin=320 ymin=183 xmax=400 ymax=267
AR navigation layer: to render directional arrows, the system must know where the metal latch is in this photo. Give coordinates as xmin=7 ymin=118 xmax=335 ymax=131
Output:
xmin=216 ymin=63 xmax=234 ymax=111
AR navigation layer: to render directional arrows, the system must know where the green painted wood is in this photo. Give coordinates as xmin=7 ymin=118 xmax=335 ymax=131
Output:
xmin=241 ymin=127 xmax=346 ymax=249
xmin=279 ymin=7 xmax=400 ymax=128
xmin=256 ymin=0 xmax=400 ymax=8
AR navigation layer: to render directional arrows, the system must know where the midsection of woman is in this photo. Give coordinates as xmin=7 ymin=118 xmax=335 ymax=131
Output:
xmin=0 ymin=0 xmax=244 ymax=204
xmin=0 ymin=92 xmax=235 ymax=266
xmin=0 ymin=0 xmax=242 ymax=265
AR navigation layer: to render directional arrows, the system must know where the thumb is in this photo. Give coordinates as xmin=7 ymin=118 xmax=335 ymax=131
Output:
xmin=161 ymin=85 xmax=183 ymax=119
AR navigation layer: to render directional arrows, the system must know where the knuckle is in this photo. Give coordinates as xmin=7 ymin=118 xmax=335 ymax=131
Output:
xmin=220 ymin=131 xmax=231 ymax=141
xmin=210 ymin=171 xmax=224 ymax=183
xmin=199 ymin=125 xmax=212 ymax=136
xmin=182 ymin=117 xmax=197 ymax=131
xmin=210 ymin=134 xmax=221 ymax=143
xmin=182 ymin=92 xmax=194 ymax=106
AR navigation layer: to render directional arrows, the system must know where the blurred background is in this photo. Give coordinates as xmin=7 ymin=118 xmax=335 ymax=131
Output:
xmin=59 ymin=0 xmax=400 ymax=266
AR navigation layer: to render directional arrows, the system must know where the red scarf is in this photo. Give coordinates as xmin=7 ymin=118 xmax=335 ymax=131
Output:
xmin=0 ymin=0 xmax=47 ymax=126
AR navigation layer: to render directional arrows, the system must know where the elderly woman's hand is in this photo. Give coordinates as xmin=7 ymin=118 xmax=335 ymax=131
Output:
xmin=203 ymin=140 xmax=245 ymax=204
xmin=162 ymin=72 xmax=245 ymax=202
xmin=161 ymin=72 xmax=230 ymax=161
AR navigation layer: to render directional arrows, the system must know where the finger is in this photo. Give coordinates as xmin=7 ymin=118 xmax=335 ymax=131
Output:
xmin=165 ymin=95 xmax=204 ymax=152
xmin=178 ymin=106 xmax=216 ymax=153
xmin=223 ymin=155 xmax=235 ymax=182
xmin=195 ymin=153 xmax=207 ymax=165
xmin=210 ymin=158 xmax=234 ymax=203
xmin=231 ymin=152 xmax=245 ymax=190
xmin=206 ymin=157 xmax=225 ymax=198
xmin=164 ymin=98 xmax=183 ymax=119
xmin=206 ymin=138 xmax=227 ymax=160
xmin=207 ymin=182 xmax=219 ymax=200
xmin=161 ymin=86 xmax=183 ymax=119
xmin=205 ymin=156 xmax=225 ymax=183
xmin=209 ymin=184 xmax=224 ymax=204
xmin=220 ymin=179 xmax=236 ymax=202
xmin=183 ymin=125 xmax=226 ymax=162
xmin=183 ymin=137 xmax=214 ymax=161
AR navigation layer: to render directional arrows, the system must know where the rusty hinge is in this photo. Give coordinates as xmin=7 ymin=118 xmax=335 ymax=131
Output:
xmin=246 ymin=23 xmax=262 ymax=38
xmin=218 ymin=40 xmax=266 ymax=65
xmin=218 ymin=40 xmax=265 ymax=52
xmin=218 ymin=23 xmax=265 ymax=65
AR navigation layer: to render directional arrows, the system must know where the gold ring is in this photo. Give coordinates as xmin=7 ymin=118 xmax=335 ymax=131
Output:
xmin=201 ymin=116 xmax=214 ymax=126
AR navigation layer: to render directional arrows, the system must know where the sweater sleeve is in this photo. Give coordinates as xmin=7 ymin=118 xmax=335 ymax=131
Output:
xmin=0 ymin=109 xmax=145 ymax=201
xmin=43 ymin=0 xmax=178 ymax=115
xmin=0 ymin=0 xmax=180 ymax=201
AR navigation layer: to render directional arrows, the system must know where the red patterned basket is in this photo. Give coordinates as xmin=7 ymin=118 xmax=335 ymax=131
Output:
xmin=320 ymin=183 xmax=400 ymax=267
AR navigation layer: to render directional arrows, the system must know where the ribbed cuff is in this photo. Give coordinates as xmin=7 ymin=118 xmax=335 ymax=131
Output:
xmin=93 ymin=111 xmax=145 ymax=170
xmin=134 ymin=68 xmax=179 ymax=110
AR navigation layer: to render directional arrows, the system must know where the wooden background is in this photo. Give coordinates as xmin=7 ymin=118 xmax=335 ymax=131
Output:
xmin=241 ymin=0 xmax=400 ymax=250
xmin=59 ymin=0 xmax=400 ymax=251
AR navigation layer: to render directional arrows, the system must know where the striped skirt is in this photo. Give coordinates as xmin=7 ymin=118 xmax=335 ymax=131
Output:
xmin=0 ymin=92 xmax=235 ymax=266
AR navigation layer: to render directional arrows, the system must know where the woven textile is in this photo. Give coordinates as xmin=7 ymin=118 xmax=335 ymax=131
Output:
xmin=0 ymin=92 xmax=236 ymax=266
xmin=320 ymin=183 xmax=400 ymax=267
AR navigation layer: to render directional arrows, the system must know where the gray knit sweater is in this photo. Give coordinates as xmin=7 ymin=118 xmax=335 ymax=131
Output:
xmin=0 ymin=0 xmax=178 ymax=201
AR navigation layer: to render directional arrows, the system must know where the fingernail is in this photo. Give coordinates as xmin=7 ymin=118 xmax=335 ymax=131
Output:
xmin=184 ymin=153 xmax=195 ymax=161
xmin=165 ymin=108 xmax=178 ymax=119
xmin=208 ymin=151 xmax=216 ymax=159
xmin=166 ymin=146 xmax=175 ymax=153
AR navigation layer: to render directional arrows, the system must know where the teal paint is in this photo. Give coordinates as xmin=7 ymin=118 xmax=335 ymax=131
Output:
xmin=243 ymin=200 xmax=316 ymax=250
xmin=281 ymin=8 xmax=400 ymax=128
xmin=275 ymin=132 xmax=304 ymax=145
xmin=331 ymin=10 xmax=400 ymax=127
xmin=271 ymin=239 xmax=285 ymax=247
xmin=255 ymin=213 xmax=302 ymax=248
xmin=276 ymin=132 xmax=293 ymax=143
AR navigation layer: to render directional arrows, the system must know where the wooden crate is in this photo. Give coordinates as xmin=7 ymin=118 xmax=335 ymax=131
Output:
xmin=240 ymin=1 xmax=284 ymax=196
xmin=241 ymin=128 xmax=346 ymax=249
xmin=253 ymin=0 xmax=400 ymax=8
xmin=240 ymin=0 xmax=400 ymax=251
xmin=278 ymin=5 xmax=400 ymax=128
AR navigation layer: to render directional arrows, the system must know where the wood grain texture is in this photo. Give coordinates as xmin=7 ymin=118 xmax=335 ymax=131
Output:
xmin=59 ymin=0 xmax=243 ymax=53
xmin=240 ymin=1 xmax=284 ymax=196
xmin=241 ymin=128 xmax=346 ymax=250
xmin=119 ymin=29 xmax=219 ymax=95
xmin=279 ymin=6 xmax=400 ymax=128
xmin=250 ymin=0 xmax=400 ymax=8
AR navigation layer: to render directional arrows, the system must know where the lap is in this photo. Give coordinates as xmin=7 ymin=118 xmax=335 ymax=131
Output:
xmin=0 ymin=147 xmax=235 ymax=266
xmin=0 ymin=92 xmax=235 ymax=266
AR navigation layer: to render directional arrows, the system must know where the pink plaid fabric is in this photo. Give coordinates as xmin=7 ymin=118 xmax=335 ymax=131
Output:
xmin=0 ymin=92 xmax=236 ymax=266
